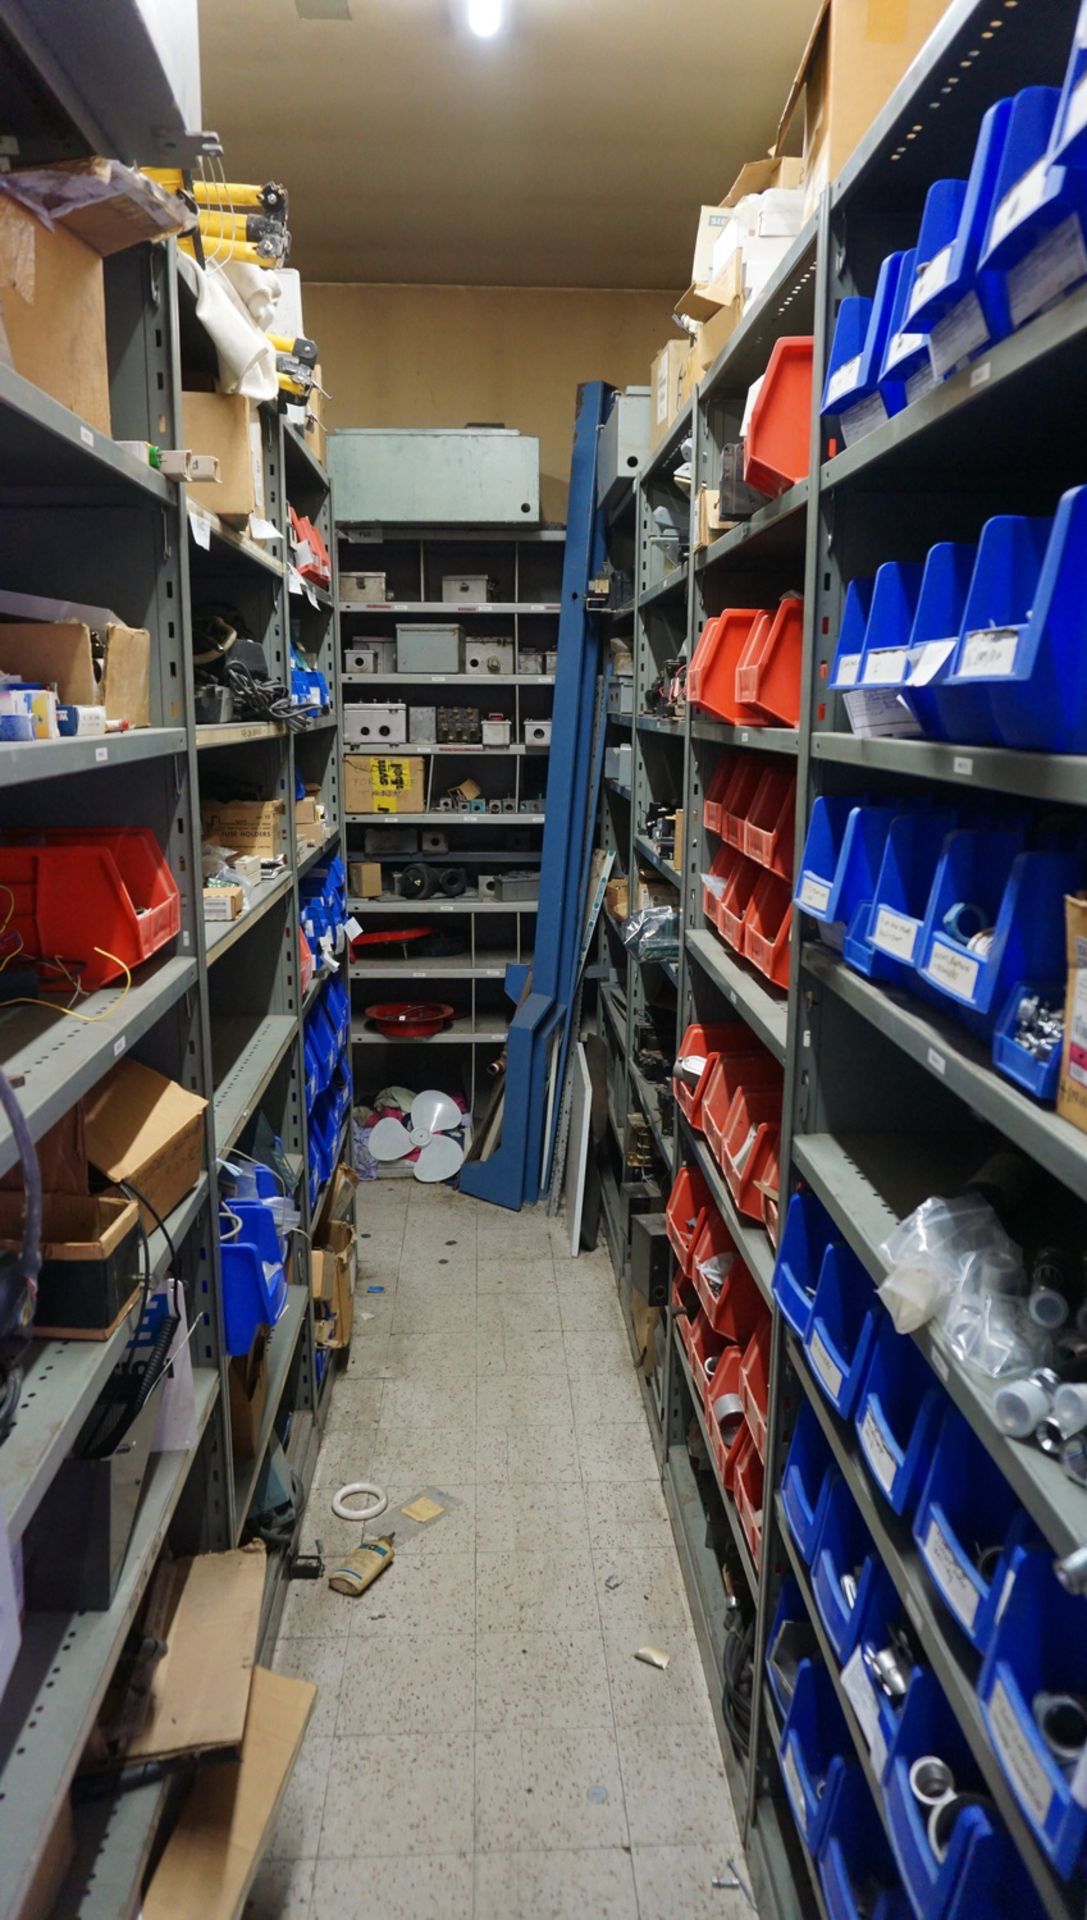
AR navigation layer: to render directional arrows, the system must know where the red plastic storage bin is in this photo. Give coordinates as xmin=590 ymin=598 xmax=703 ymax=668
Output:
xmin=735 ymin=595 xmax=804 ymax=728
xmin=721 ymin=1081 xmax=782 ymax=1221
xmin=734 ymin=1428 xmax=766 ymax=1566
xmin=744 ymin=768 xmax=796 ymax=878
xmin=688 ymin=608 xmax=766 ymax=724
xmin=740 ymin=1313 xmax=773 ymax=1459
xmin=708 ymin=1347 xmax=748 ymax=1493
xmin=743 ymin=870 xmax=792 ymax=990
xmin=717 ymin=852 xmax=761 ymax=951
xmin=673 ymin=1022 xmax=743 ymax=1131
xmin=689 ymin=1211 xmax=764 ymax=1345
xmin=0 ymin=829 xmax=180 ymax=991
xmin=665 ymin=1164 xmax=713 ymax=1277
xmin=720 ymin=757 xmax=764 ymax=851
xmin=743 ymin=336 xmax=814 ymax=497
xmin=703 ymin=758 xmax=733 ymax=838
xmin=688 ymin=1310 xmax=728 ymax=1413
xmin=701 ymin=1044 xmax=780 ymax=1172
xmin=758 ymin=1133 xmax=782 ymax=1246
xmin=671 ymin=1267 xmax=698 ymax=1329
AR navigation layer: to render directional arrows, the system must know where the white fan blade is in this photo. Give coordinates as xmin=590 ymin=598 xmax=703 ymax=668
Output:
xmin=369 ymin=1116 xmax=414 ymax=1161
xmin=413 ymin=1134 xmax=465 ymax=1183
xmin=411 ymin=1090 xmax=462 ymax=1137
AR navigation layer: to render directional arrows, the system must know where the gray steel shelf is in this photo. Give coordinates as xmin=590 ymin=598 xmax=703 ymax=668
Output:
xmin=686 ymin=928 xmax=789 ymax=1064
xmin=0 ymin=728 xmax=187 ymax=789
xmin=633 ymin=834 xmax=681 ymax=888
xmin=346 ymin=741 xmax=544 ymax=756
xmin=636 ymin=714 xmax=684 ymax=739
xmin=54 ymin=1779 xmax=169 ymax=1920
xmin=600 ymin=981 xmax=627 ymax=1053
xmin=812 ymin=730 xmax=1087 ymax=805
xmin=701 ymin=215 xmax=820 ymax=404
xmin=351 ymin=949 xmax=519 ymax=981
xmin=233 ymin=1286 xmax=309 ymax=1534
xmin=347 ymin=894 xmax=539 ymax=913
xmin=211 ymin=1013 xmax=298 ymax=1156
xmin=205 ymin=869 xmax=294 ymax=963
xmin=196 ymin=719 xmax=285 ymax=750
xmin=350 ymin=1014 xmax=508 ymax=1045
xmin=639 ymin=566 xmax=689 ymax=611
xmin=785 ymin=1342 xmax=1083 ymax=1920
xmin=0 ymin=1370 xmax=219 ymax=1920
xmin=629 ymin=1060 xmax=674 ymax=1173
xmin=681 ymin=1116 xmax=776 ymax=1303
xmin=342 ymin=672 xmax=555 ymax=687
xmin=695 ymin=481 xmax=810 ymax=575
xmin=640 ymin=401 xmax=694 ymax=481
xmin=284 ymin=420 xmax=328 ymax=490
xmin=673 ymin=1320 xmax=758 ymax=1601
xmin=0 ymin=955 xmax=197 ymax=1181
xmin=760 ymin=1690 xmax=832 ymax=1920
xmin=692 ymin=718 xmax=800 ymax=754
xmin=188 ymin=504 xmax=285 ymax=577
xmin=791 ymin=1132 xmax=1087 ymax=1560
xmin=345 ymin=811 xmax=546 ymax=827
xmin=804 ymin=943 xmax=1087 ymax=1203
xmin=299 ymin=826 xmax=345 ymax=877
xmin=340 ymin=600 xmax=560 ymax=615
xmin=0 ymin=360 xmax=176 ymax=501
xmin=606 ymin=778 xmax=632 ymax=802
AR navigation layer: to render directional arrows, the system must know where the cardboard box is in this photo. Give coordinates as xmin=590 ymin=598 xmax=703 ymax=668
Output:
xmin=677 ymin=346 xmax=699 ymax=413
xmin=0 ymin=1193 xmax=142 ymax=1337
xmin=294 ymin=796 xmax=324 ymax=848
xmin=636 ymin=874 xmax=674 ymax=911
xmin=326 ymin=1160 xmax=360 ymax=1222
xmin=776 ymin=0 xmax=947 ymax=217
xmin=343 ymin=754 xmax=426 ymax=816
xmin=5 ymin=158 xmax=193 ymax=257
xmin=650 ymin=340 xmax=690 ymax=447
xmin=1059 ymin=894 xmax=1087 ymax=1136
xmin=182 ymin=391 xmax=258 ymax=524
xmin=84 ymin=1059 xmax=207 ymax=1235
xmin=305 ymin=365 xmax=327 ymax=468
xmin=630 ymin=1286 xmax=662 ymax=1382
xmin=688 ymin=203 xmax=737 ymax=288
xmin=0 ymin=196 xmax=110 ymax=433
xmin=204 ymin=885 xmax=245 ymax=923
xmin=606 ymin=875 xmax=629 ymax=921
xmin=122 ymin=1545 xmax=265 ymax=1764
xmin=313 ymin=1219 xmax=356 ymax=1346
xmin=348 ymin=861 xmax=382 ymax=899
xmin=228 ymin=1330 xmax=270 ymax=1460
xmin=201 ymin=798 xmax=286 ymax=858
xmin=0 ymin=607 xmax=150 ymax=727
xmin=677 ymin=157 xmax=802 ymax=323
xmin=692 ymin=297 xmax=743 ymax=381
xmin=694 ymin=488 xmax=730 ymax=552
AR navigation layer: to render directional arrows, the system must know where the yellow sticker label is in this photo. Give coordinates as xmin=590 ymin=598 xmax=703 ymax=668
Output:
xmin=371 ymin=756 xmax=412 ymax=793
xmin=401 ymin=1496 xmax=444 ymax=1524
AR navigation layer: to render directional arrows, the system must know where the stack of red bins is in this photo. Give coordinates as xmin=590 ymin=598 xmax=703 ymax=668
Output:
xmin=666 ymin=1158 xmax=773 ymax=1568
xmin=699 ymin=751 xmax=796 ymax=991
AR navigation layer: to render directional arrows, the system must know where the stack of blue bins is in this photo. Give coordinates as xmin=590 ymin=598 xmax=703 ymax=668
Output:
xmin=300 ymin=856 xmax=351 ymax=1209
xmin=219 ymin=1159 xmax=290 ymax=1356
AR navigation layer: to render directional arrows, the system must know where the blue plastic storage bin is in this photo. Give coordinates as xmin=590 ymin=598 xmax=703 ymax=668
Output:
xmin=938 ymin=514 xmax=1055 ymax=746
xmin=847 ymin=1568 xmax=916 ymax=1777
xmin=866 ymin=807 xmax=957 ymax=974
xmin=851 ymin=561 xmax=926 ymax=692
xmin=773 ymin=1189 xmax=841 ymax=1339
xmin=981 ymin=88 xmax=1087 ymax=336
xmin=782 ymin=1399 xmax=839 ymax=1563
xmin=979 ymin=1546 xmax=1087 ymax=1878
xmin=986 ymin=485 xmax=1087 ymax=753
xmin=823 ymin=253 xmax=910 ymax=442
xmin=766 ymin=1574 xmax=818 ymax=1718
xmin=913 ymin=1404 xmax=1037 ymax=1653
xmin=1052 ymin=5 xmax=1087 ymax=170
xmin=818 ymin=1766 xmax=911 ymax=1920
xmin=921 ymin=845 xmax=1081 ymax=1032
xmin=795 ymin=797 xmax=901 ymax=939
xmin=804 ymin=1241 xmax=880 ymax=1420
xmin=780 ymin=1659 xmax=853 ymax=1852
xmin=829 ymin=579 xmax=875 ymax=694
xmin=900 ymin=542 xmax=979 ymax=741
xmin=220 ymin=1207 xmax=288 ymax=1355
xmin=915 ymin=824 xmax=1024 ymax=1014
xmin=853 ymin=1317 xmax=944 ymax=1517
xmin=879 ymin=248 xmax=939 ymax=408
xmin=822 ymin=297 xmax=873 ymax=417
xmin=992 ymin=977 xmax=1065 ymax=1103
xmin=883 ymin=1667 xmax=1002 ymax=1920
xmin=906 ymin=100 xmax=1014 ymax=375
xmin=811 ymin=1473 xmax=878 ymax=1663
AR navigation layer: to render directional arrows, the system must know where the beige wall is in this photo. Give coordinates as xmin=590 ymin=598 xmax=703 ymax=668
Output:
xmin=303 ymin=282 xmax=676 ymax=522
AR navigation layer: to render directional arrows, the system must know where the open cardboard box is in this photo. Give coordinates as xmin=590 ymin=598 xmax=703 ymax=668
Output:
xmin=0 ymin=590 xmax=150 ymax=727
xmin=182 ymin=391 xmax=261 ymax=525
xmin=228 ymin=1328 xmax=270 ymax=1460
xmin=84 ymin=1058 xmax=207 ymax=1233
xmin=0 ymin=1192 xmax=142 ymax=1336
xmin=677 ymin=158 xmax=802 ymax=323
xmin=202 ymin=798 xmax=287 ymax=859
xmin=343 ymin=753 xmax=426 ymax=815
xmin=0 ymin=195 xmax=111 ymax=433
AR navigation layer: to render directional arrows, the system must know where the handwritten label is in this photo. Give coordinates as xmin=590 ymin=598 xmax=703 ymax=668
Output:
xmin=909 ymin=241 xmax=954 ymax=315
xmin=834 ymin=653 xmax=861 ymax=688
xmin=826 ymin=353 xmax=864 ymax=408
xmin=871 ymin=907 xmax=918 ymax=963
xmin=988 ymin=1678 xmax=1054 ymax=1828
xmin=929 ymin=292 xmax=989 ymax=379
xmin=798 ymin=875 xmax=831 ymax=914
xmin=925 ymin=941 xmax=980 ymax=1000
xmin=908 ymin=639 xmax=956 ymax=688
xmin=886 ymin=325 xmax=927 ymax=371
xmin=863 ymin=648 xmax=909 ymax=685
xmin=844 ymin=687 xmax=921 ymax=740
xmin=923 ymin=1514 xmax=979 ymax=1632
xmin=80 ymin=424 xmax=94 ymax=448
xmin=988 ymin=157 xmax=1050 ymax=254
xmin=841 ymin=1645 xmax=889 ymax=1775
xmin=1008 ymin=214 xmax=1087 ymax=330
xmin=808 ymin=1328 xmax=844 ymax=1402
xmin=959 ymin=627 xmax=1019 ymax=678
xmin=859 ymin=1403 xmax=898 ymax=1494
xmin=927 ymin=1047 xmax=947 ymax=1077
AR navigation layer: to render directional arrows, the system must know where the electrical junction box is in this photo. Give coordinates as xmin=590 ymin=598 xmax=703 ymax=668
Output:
xmin=607 ymin=676 xmax=634 ymax=717
xmin=631 ymin=1210 xmax=671 ymax=1308
xmin=346 ymin=640 xmax=395 ymax=675
xmin=329 ymin=428 xmax=540 ymax=526
xmin=605 ymin=742 xmax=633 ymax=785
xmin=596 ymin=386 xmax=652 ymax=512
xmin=464 ymin=640 xmax=514 ymax=675
xmin=442 ymin=574 xmax=492 ymax=603
xmin=341 ymin=571 xmax=388 ymax=603
xmin=517 ymin=650 xmax=543 ymax=675
xmin=482 ymin=716 xmax=511 ymax=747
xmin=495 ymin=871 xmax=540 ymax=902
xmin=437 ymin=706 xmax=482 ymax=744
xmin=396 ymin=624 xmax=461 ymax=673
xmin=545 ymin=650 xmax=558 ymax=674
xmin=409 ymin=706 xmax=437 ymax=743
xmin=420 ymin=829 xmax=448 ymax=853
xmin=344 ymin=701 xmax=407 ymax=747
xmin=477 ymin=874 xmax=499 ymax=898
xmin=524 ymin=718 xmax=552 ymax=746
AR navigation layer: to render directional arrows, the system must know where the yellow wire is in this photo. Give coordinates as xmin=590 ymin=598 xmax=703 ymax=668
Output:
xmin=0 ymin=948 xmax=133 ymax=1023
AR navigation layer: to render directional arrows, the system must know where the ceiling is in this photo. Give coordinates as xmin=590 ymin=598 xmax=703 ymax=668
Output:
xmin=197 ymin=0 xmax=817 ymax=290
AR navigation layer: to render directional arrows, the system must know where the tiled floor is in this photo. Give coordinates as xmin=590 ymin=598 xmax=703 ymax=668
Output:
xmin=249 ymin=1181 xmax=750 ymax=1920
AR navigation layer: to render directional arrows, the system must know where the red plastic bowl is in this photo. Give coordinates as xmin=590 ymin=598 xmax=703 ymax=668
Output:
xmin=365 ymin=1000 xmax=455 ymax=1037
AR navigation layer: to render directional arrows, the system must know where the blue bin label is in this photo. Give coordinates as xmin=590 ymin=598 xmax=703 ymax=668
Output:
xmin=929 ymin=292 xmax=989 ymax=381
xmin=834 ymin=653 xmax=861 ymax=688
xmin=925 ymin=941 xmax=980 ymax=1001
xmin=886 ymin=326 xmax=926 ymax=372
xmin=871 ymin=907 xmax=918 ymax=963
xmin=1068 ymin=71 xmax=1087 ymax=144
xmin=959 ymin=628 xmax=1019 ymax=678
xmin=808 ymin=1328 xmax=844 ymax=1401
xmin=863 ymin=648 xmax=909 ymax=685
xmin=1009 ymin=215 xmax=1087 ymax=331
xmin=909 ymin=242 xmax=954 ymax=316
xmin=799 ymin=875 xmax=832 ymax=914
xmin=923 ymin=1514 xmax=979 ymax=1632
xmin=989 ymin=158 xmax=1050 ymax=254
xmin=842 ymin=1645 xmax=889 ymax=1776
xmin=840 ymin=393 xmax=887 ymax=448
xmin=989 ymin=1677 xmax=1054 ymax=1828
xmin=859 ymin=1402 xmax=897 ymax=1494
xmin=826 ymin=353 xmax=864 ymax=409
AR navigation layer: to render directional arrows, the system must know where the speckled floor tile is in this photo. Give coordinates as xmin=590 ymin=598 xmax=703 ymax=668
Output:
xmin=477 ymin=1365 xmax=572 ymax=1427
xmin=576 ymin=1419 xmax=661 ymax=1483
xmin=474 ymin=1481 xmax=589 ymax=1555
xmin=505 ymin=1420 xmax=580 ymax=1484
xmin=267 ymin=1731 xmax=332 ymax=1858
xmin=324 ymin=1378 xmax=385 ymax=1434
xmin=555 ymin=1279 xmax=626 ymax=1333
xmin=271 ymin=1638 xmax=347 ymax=1739
xmin=309 ymin=1853 xmax=474 ymax=1920
xmin=583 ymin=1480 xmax=673 ymax=1557
xmin=475 ymin=1727 xmax=629 ymax=1852
xmin=319 ymin=1733 xmax=475 ymax=1857
xmin=476 ymin=1255 xmax=556 ymax=1294
xmin=337 ymin=1630 xmax=474 ymax=1735
xmin=278 ymin=1571 xmax=356 ymax=1639
xmin=377 ymin=1484 xmax=476 ymax=1553
xmin=346 ymin=1550 xmax=475 ymax=1637
xmin=367 ymin=1423 xmax=480 ymax=1485
xmin=562 ymin=1331 xmax=638 ymax=1379
xmin=631 ymin=1845 xmax=754 ymax=1919
xmin=242 ymin=1855 xmax=315 ymax=1918
xmin=476 ymin=1288 xmax=563 ymax=1334
xmin=568 ymin=1367 xmax=646 ymax=1427
xmin=593 ymin=1547 xmax=693 ymax=1631
xmin=602 ymin=1622 xmax=717 ymax=1730
xmin=379 ymin=1371 xmax=477 ymax=1429
xmin=616 ymin=1723 xmax=739 ymax=1847
xmin=474 ymin=1847 xmax=639 ymax=1919
xmin=475 ymin=1629 xmax=612 ymax=1732
xmin=475 ymin=1548 xmax=600 ymax=1634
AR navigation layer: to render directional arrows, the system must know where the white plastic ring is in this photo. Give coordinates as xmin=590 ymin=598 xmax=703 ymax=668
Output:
xmin=332 ymin=1481 xmax=388 ymax=1522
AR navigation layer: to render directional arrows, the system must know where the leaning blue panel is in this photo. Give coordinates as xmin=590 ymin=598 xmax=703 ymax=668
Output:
xmin=989 ymin=485 xmax=1087 ymax=752
xmin=980 ymin=86 xmax=1087 ymax=337
xmin=939 ymin=514 xmax=1054 ymax=747
xmin=1051 ymin=0 xmax=1087 ymax=170
xmin=821 ymin=253 xmax=908 ymax=444
xmin=901 ymin=541 xmax=979 ymax=741
xmin=878 ymin=248 xmax=938 ymax=408
xmin=904 ymin=97 xmax=1016 ymax=378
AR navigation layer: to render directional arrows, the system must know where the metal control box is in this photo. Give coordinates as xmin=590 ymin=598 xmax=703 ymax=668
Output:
xmin=346 ymin=640 xmax=396 ymax=675
xmin=341 ymin=571 xmax=388 ymax=604
xmin=482 ymin=716 xmax=511 ymax=746
xmin=443 ymin=574 xmax=492 ymax=603
xmin=607 ymin=676 xmax=634 ymax=717
xmin=329 ymin=429 xmax=540 ymax=526
xmin=524 ymin=718 xmax=552 ymax=746
xmin=396 ymin=624 xmax=462 ymax=673
xmin=344 ymin=701 xmax=407 ymax=746
xmin=605 ymin=742 xmax=633 ymax=785
xmin=464 ymin=640 xmax=514 ymax=675
xmin=596 ymin=387 xmax=651 ymax=511
xmin=409 ymin=706 xmax=437 ymax=743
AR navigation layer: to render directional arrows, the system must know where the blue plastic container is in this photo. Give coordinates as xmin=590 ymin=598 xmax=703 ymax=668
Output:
xmin=883 ymin=1667 xmax=1002 ymax=1920
xmin=829 ymin=579 xmax=875 ymax=694
xmin=766 ymin=1573 xmax=816 ymax=1718
xmin=913 ymin=1404 xmax=1037 ymax=1653
xmin=818 ymin=1767 xmax=911 ymax=1920
xmin=822 ymin=296 xmax=873 ymax=417
xmin=900 ymin=543 xmax=979 ymax=741
xmin=987 ymin=485 xmax=1087 ymax=753
xmin=1052 ymin=6 xmax=1087 ymax=171
xmin=981 ymin=88 xmax=1087 ymax=336
xmin=804 ymin=1242 xmax=880 ymax=1420
xmin=853 ymin=1316 xmax=945 ymax=1517
xmin=921 ymin=845 xmax=1081 ymax=1033
xmin=811 ymin=1474 xmax=878 ymax=1663
xmin=822 ymin=253 xmax=909 ymax=442
xmin=915 ymin=824 xmax=1024 ymax=1014
xmin=849 ymin=1569 xmax=916 ymax=1775
xmin=773 ymin=1190 xmax=841 ymax=1339
xmin=795 ymin=798 xmax=900 ymax=938
xmin=866 ymin=808 xmax=957 ymax=974
xmin=879 ymin=249 xmax=939 ymax=408
xmin=220 ymin=1205 xmax=288 ymax=1355
xmin=780 ymin=1659 xmax=853 ymax=1852
xmin=979 ymin=1547 xmax=1087 ymax=1877
xmin=992 ymin=977 xmax=1065 ymax=1103
xmin=906 ymin=101 xmax=1015 ymax=376
xmin=938 ymin=515 xmax=1055 ymax=746
xmin=852 ymin=561 xmax=926 ymax=691
xmin=782 ymin=1399 xmax=840 ymax=1563
xmin=905 ymin=179 xmax=970 ymax=329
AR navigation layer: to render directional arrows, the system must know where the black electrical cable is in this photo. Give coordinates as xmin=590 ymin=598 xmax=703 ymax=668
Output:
xmin=225 ymin=660 xmax=307 ymax=732
xmin=721 ymin=1609 xmax=755 ymax=1759
xmin=117 ymin=1178 xmax=179 ymax=1279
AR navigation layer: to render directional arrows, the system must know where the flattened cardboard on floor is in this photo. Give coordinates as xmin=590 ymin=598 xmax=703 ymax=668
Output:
xmin=142 ymin=1666 xmax=315 ymax=1920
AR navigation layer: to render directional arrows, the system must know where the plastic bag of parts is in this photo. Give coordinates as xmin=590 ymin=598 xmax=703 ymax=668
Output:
xmin=702 ymin=871 xmax=727 ymax=902
xmin=943 ymin=1286 xmax=1050 ymax=1380
xmin=876 ymin=1195 xmax=1023 ymax=1335
xmin=622 ymin=905 xmax=680 ymax=962
xmin=696 ymin=1250 xmax=737 ymax=1298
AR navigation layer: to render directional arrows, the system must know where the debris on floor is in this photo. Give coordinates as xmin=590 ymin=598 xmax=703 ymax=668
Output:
xmin=327 ymin=1535 xmax=395 ymax=1596
xmin=634 ymin=1644 xmax=670 ymax=1669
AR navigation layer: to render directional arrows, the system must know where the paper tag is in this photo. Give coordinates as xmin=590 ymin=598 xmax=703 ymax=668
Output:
xmin=113 ymin=1034 xmax=127 ymax=1057
xmin=871 ymin=907 xmax=918 ymax=963
xmin=840 ymin=392 xmax=888 ymax=447
xmin=970 ymin=361 xmax=992 ymax=389
xmin=988 ymin=157 xmax=1050 ymax=254
xmin=843 ymin=687 xmax=921 ymax=740
xmin=288 ymin=565 xmax=304 ymax=597
xmin=826 ymin=353 xmax=865 ymax=408
xmin=863 ymin=647 xmax=909 ymax=685
xmin=841 ymin=1645 xmax=889 ymax=1775
xmin=781 ymin=1740 xmax=806 ymax=1824
xmin=95 ymin=745 xmax=109 ymax=763
xmin=1008 ymin=213 xmax=1087 ymax=329
xmin=907 ymin=638 xmax=956 ymax=688
xmin=344 ymin=915 xmax=363 ymax=940
xmin=0 ymin=1501 xmax=19 ymax=1700
xmin=189 ymin=508 xmax=212 ymax=551
xmin=798 ymin=875 xmax=832 ymax=914
xmin=959 ymin=627 xmax=1019 ymax=678
xmin=953 ymin=755 xmax=973 ymax=777
xmin=249 ymin=515 xmax=282 ymax=542
xmin=886 ymin=325 xmax=927 ymax=371
xmin=78 ymin=423 xmax=95 ymax=449
xmin=910 ymin=241 xmax=954 ymax=314
xmin=929 ymin=292 xmax=989 ymax=380
xmin=906 ymin=360 xmax=940 ymax=405
xmin=808 ymin=1328 xmax=843 ymax=1401
xmin=923 ymin=1514 xmax=979 ymax=1631
xmin=925 ymin=941 xmax=980 ymax=999
xmin=859 ymin=1403 xmax=898 ymax=1493
xmin=988 ymin=1678 xmax=1054 ymax=1827
xmin=927 ymin=1047 xmax=947 ymax=1077
xmin=834 ymin=653 xmax=861 ymax=688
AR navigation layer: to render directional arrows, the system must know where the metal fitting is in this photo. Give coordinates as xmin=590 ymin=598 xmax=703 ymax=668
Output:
xmin=1061 ymin=1435 xmax=1087 ymax=1486
xmin=976 ymin=1543 xmax=1004 ymax=1585
xmin=1054 ymin=1544 xmax=1087 ymax=1596
xmin=1033 ymin=1692 xmax=1087 ymax=1768
xmin=866 ymin=1644 xmax=910 ymax=1702
xmin=928 ymin=1792 xmax=994 ymax=1863
xmin=1036 ymin=1415 xmax=1067 ymax=1456
xmin=909 ymin=1755 xmax=955 ymax=1808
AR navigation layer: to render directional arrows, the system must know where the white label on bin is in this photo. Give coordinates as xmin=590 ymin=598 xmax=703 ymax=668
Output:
xmin=995 ymin=1563 xmax=1017 ymax=1626
xmin=841 ymin=1646 xmax=889 ymax=1775
xmin=923 ymin=1514 xmax=980 ymax=1631
xmin=1067 ymin=71 xmax=1087 ymax=143
xmin=927 ymin=1047 xmax=947 ymax=1077
xmin=906 ymin=360 xmax=940 ymax=405
xmin=989 ymin=158 xmax=1050 ymax=254
xmin=840 ymin=393 xmax=888 ymax=447
xmin=344 ymin=916 xmax=363 ymax=941
xmin=834 ymin=653 xmax=861 ymax=688
xmin=886 ymin=326 xmax=926 ymax=371
xmin=844 ymin=687 xmax=921 ymax=740
xmin=910 ymin=242 xmax=954 ymax=314
xmin=782 ymin=1741 xmax=805 ymax=1823
xmin=907 ymin=639 xmax=956 ymax=687
xmin=808 ymin=1329 xmax=843 ymax=1401
xmin=953 ymin=755 xmax=974 ymax=777
xmin=826 ymin=354 xmax=864 ymax=408
xmin=863 ymin=648 xmax=909 ymax=685
xmin=925 ymin=941 xmax=980 ymax=999
xmin=1008 ymin=214 xmax=1087 ymax=330
xmin=929 ymin=292 xmax=990 ymax=380
xmin=959 ymin=627 xmax=1019 ymax=678
xmin=970 ymin=361 xmax=992 ymax=390
xmin=872 ymin=907 xmax=918 ymax=962
xmin=859 ymin=1403 xmax=898 ymax=1494
xmin=989 ymin=1677 xmax=1054 ymax=1827
xmin=798 ymin=875 xmax=831 ymax=914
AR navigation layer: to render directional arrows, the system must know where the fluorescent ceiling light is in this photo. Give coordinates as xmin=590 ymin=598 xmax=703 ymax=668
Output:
xmin=467 ymin=0 xmax=504 ymax=37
